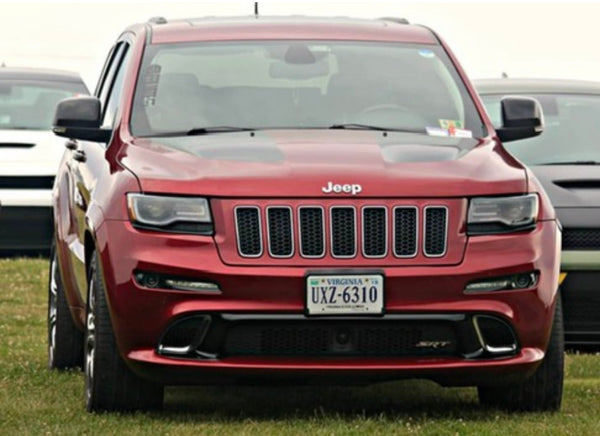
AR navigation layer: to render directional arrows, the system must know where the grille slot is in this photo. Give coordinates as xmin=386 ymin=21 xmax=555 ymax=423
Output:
xmin=0 ymin=176 xmax=54 ymax=189
xmin=394 ymin=207 xmax=418 ymax=257
xmin=562 ymin=228 xmax=600 ymax=250
xmin=424 ymin=206 xmax=447 ymax=257
xmin=362 ymin=207 xmax=387 ymax=257
xmin=235 ymin=207 xmax=262 ymax=257
xmin=330 ymin=207 xmax=356 ymax=258
xmin=266 ymin=207 xmax=293 ymax=257
xmin=299 ymin=207 xmax=325 ymax=258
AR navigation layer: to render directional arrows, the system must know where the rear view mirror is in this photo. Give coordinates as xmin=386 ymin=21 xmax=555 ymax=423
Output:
xmin=496 ymin=96 xmax=544 ymax=142
xmin=53 ymin=97 xmax=111 ymax=142
xmin=269 ymin=60 xmax=329 ymax=80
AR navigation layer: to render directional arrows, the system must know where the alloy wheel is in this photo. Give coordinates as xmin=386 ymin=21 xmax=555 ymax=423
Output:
xmin=85 ymin=278 xmax=96 ymax=404
xmin=48 ymin=257 xmax=58 ymax=367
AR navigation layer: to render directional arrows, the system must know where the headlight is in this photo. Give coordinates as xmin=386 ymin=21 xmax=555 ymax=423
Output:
xmin=127 ymin=194 xmax=212 ymax=234
xmin=467 ymin=194 xmax=538 ymax=235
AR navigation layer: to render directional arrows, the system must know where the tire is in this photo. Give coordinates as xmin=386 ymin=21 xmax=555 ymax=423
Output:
xmin=85 ymin=252 xmax=163 ymax=412
xmin=478 ymin=294 xmax=564 ymax=412
xmin=48 ymin=242 xmax=83 ymax=369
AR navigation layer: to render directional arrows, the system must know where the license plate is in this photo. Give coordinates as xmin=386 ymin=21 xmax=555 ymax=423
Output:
xmin=306 ymin=274 xmax=384 ymax=315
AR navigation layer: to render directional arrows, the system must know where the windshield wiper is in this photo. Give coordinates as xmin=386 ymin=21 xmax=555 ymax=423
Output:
xmin=540 ymin=161 xmax=600 ymax=166
xmin=147 ymin=126 xmax=255 ymax=138
xmin=328 ymin=123 xmax=423 ymax=134
xmin=186 ymin=126 xmax=255 ymax=136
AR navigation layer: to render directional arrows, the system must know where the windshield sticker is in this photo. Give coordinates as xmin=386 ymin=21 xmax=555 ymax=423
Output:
xmin=141 ymin=64 xmax=161 ymax=107
xmin=426 ymin=127 xmax=449 ymax=137
xmin=439 ymin=119 xmax=464 ymax=130
xmin=418 ymin=49 xmax=435 ymax=59
xmin=452 ymin=128 xmax=473 ymax=138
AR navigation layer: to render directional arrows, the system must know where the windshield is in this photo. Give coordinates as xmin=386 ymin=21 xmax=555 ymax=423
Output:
xmin=131 ymin=41 xmax=485 ymax=138
xmin=0 ymin=80 xmax=88 ymax=130
xmin=481 ymin=93 xmax=600 ymax=165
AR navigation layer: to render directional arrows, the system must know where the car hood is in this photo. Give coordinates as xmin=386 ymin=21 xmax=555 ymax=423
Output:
xmin=0 ymin=129 xmax=65 ymax=175
xmin=122 ymin=130 xmax=526 ymax=197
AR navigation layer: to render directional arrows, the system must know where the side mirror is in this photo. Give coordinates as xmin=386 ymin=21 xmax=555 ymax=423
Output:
xmin=52 ymin=97 xmax=111 ymax=142
xmin=496 ymin=96 xmax=544 ymax=142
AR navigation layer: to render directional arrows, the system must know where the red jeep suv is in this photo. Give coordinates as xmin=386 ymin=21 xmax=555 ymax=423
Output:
xmin=48 ymin=16 xmax=563 ymax=412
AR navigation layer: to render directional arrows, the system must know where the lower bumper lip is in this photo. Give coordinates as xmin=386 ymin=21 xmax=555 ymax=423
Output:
xmin=125 ymin=347 xmax=544 ymax=387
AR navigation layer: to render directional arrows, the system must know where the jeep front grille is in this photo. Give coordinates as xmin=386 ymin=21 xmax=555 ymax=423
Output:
xmin=234 ymin=203 xmax=449 ymax=260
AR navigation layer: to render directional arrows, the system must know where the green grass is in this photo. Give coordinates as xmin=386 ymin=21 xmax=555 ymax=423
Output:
xmin=1 ymin=258 xmax=600 ymax=435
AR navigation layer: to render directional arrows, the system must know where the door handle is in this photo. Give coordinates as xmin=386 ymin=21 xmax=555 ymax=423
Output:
xmin=72 ymin=149 xmax=86 ymax=163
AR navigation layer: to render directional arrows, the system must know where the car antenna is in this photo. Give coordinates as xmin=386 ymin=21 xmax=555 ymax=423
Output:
xmin=254 ymin=2 xmax=259 ymax=18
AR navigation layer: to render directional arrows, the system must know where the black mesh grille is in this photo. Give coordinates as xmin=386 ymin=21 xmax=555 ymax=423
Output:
xmin=561 ymin=272 xmax=600 ymax=342
xmin=299 ymin=207 xmax=325 ymax=257
xmin=222 ymin=321 xmax=457 ymax=357
xmin=0 ymin=176 xmax=54 ymax=189
xmin=394 ymin=207 xmax=417 ymax=257
xmin=363 ymin=207 xmax=387 ymax=257
xmin=331 ymin=207 xmax=356 ymax=257
xmin=424 ymin=207 xmax=447 ymax=256
xmin=235 ymin=207 xmax=262 ymax=257
xmin=267 ymin=207 xmax=293 ymax=257
xmin=562 ymin=229 xmax=600 ymax=250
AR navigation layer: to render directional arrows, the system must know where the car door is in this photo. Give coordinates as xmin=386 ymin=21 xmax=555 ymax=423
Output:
xmin=67 ymin=39 xmax=132 ymax=303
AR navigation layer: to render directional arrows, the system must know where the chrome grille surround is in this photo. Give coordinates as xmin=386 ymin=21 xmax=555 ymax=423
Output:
xmin=234 ymin=206 xmax=263 ymax=258
xmin=297 ymin=206 xmax=326 ymax=258
xmin=423 ymin=205 xmax=448 ymax=258
xmin=362 ymin=206 xmax=388 ymax=258
xmin=329 ymin=206 xmax=357 ymax=259
xmin=392 ymin=206 xmax=419 ymax=258
xmin=266 ymin=206 xmax=294 ymax=258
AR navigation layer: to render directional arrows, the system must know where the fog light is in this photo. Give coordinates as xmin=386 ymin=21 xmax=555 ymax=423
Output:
xmin=465 ymin=272 xmax=538 ymax=293
xmin=135 ymin=272 xmax=160 ymax=288
xmin=134 ymin=272 xmax=221 ymax=293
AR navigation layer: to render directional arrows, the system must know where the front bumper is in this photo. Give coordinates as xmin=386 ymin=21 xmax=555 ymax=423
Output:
xmin=91 ymin=218 xmax=560 ymax=386
xmin=0 ymin=205 xmax=53 ymax=251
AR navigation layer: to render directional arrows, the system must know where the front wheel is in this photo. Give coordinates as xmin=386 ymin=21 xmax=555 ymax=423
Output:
xmin=85 ymin=252 xmax=163 ymax=412
xmin=478 ymin=295 xmax=564 ymax=412
xmin=48 ymin=242 xmax=83 ymax=369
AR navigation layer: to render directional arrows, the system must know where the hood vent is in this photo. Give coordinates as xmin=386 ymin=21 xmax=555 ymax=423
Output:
xmin=0 ymin=142 xmax=35 ymax=148
xmin=554 ymin=180 xmax=600 ymax=190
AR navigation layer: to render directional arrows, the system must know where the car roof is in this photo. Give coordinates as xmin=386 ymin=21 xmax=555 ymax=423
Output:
xmin=0 ymin=67 xmax=84 ymax=83
xmin=141 ymin=16 xmax=437 ymax=45
xmin=475 ymin=78 xmax=600 ymax=96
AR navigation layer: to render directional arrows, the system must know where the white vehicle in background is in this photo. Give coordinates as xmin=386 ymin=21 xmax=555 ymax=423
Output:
xmin=0 ymin=67 xmax=88 ymax=253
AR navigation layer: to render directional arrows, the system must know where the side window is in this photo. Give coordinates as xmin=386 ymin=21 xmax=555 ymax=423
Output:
xmin=95 ymin=43 xmax=122 ymax=101
xmin=101 ymin=44 xmax=131 ymax=128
